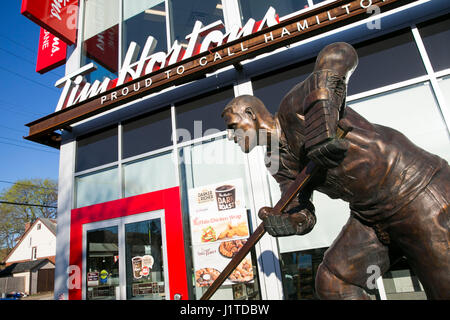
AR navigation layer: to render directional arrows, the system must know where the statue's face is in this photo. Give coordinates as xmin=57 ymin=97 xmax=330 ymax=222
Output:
xmin=222 ymin=106 xmax=258 ymax=153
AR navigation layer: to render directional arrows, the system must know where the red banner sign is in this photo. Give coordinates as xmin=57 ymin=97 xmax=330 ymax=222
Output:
xmin=21 ymin=0 xmax=79 ymax=45
xmin=36 ymin=28 xmax=67 ymax=74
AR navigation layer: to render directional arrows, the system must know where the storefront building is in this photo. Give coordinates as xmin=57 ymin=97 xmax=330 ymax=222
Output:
xmin=21 ymin=0 xmax=450 ymax=300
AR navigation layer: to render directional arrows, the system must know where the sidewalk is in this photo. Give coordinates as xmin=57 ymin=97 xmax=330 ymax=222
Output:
xmin=21 ymin=292 xmax=54 ymax=300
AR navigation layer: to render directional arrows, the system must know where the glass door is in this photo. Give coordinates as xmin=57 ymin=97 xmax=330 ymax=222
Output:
xmin=85 ymin=226 xmax=120 ymax=300
xmin=124 ymin=217 xmax=167 ymax=300
xmin=83 ymin=211 xmax=169 ymax=300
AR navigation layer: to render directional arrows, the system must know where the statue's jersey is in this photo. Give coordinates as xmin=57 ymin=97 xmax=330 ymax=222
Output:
xmin=269 ymin=106 xmax=447 ymax=224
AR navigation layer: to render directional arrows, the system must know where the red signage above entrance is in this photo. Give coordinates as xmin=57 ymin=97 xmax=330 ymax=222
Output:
xmin=21 ymin=0 xmax=79 ymax=45
xmin=36 ymin=28 xmax=67 ymax=74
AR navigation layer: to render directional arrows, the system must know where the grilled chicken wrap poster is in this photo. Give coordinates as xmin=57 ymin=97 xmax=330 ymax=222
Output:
xmin=188 ymin=179 xmax=254 ymax=287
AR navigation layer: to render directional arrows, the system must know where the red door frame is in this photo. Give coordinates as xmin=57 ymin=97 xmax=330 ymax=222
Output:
xmin=69 ymin=187 xmax=188 ymax=300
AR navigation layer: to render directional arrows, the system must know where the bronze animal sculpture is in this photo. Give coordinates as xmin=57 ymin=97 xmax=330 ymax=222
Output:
xmin=222 ymin=42 xmax=450 ymax=300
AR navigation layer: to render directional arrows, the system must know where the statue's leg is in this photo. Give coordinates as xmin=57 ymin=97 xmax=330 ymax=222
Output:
xmin=387 ymin=166 xmax=450 ymax=300
xmin=315 ymin=263 xmax=371 ymax=299
xmin=315 ymin=215 xmax=390 ymax=300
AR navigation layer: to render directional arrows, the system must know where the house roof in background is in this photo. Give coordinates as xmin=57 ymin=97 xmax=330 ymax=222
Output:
xmin=0 ymin=258 xmax=53 ymax=277
xmin=2 ymin=217 xmax=57 ymax=264
xmin=39 ymin=218 xmax=57 ymax=235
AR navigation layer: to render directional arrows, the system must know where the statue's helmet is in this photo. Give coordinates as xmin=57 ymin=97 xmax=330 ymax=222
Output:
xmin=313 ymin=42 xmax=358 ymax=83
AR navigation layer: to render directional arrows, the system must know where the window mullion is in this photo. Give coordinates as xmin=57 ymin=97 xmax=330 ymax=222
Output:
xmin=119 ymin=0 xmax=124 ymax=70
xmin=165 ymin=0 xmax=173 ymax=49
xmin=118 ymin=122 xmax=124 ymax=198
xmin=411 ymin=25 xmax=450 ymax=133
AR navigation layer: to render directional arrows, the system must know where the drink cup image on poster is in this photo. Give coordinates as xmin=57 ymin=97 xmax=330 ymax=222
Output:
xmin=132 ymin=255 xmax=154 ymax=279
xmin=215 ymin=185 xmax=236 ymax=211
xmin=189 ymin=179 xmax=245 ymax=214
xmin=132 ymin=257 xmax=143 ymax=279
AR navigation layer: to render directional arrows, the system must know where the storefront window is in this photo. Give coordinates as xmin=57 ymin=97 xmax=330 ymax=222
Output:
xmin=382 ymin=258 xmax=426 ymax=300
xmin=252 ymin=29 xmax=428 ymax=112
xmin=175 ymin=87 xmax=234 ymax=143
xmin=76 ymin=126 xmax=118 ymax=172
xmin=251 ymin=59 xmax=315 ymax=114
xmin=82 ymin=0 xmax=120 ymax=82
xmin=438 ymin=75 xmax=450 ymax=109
xmin=418 ymin=15 xmax=450 ymax=72
xmin=123 ymin=151 xmax=177 ymax=198
xmin=168 ymin=0 xmax=224 ymax=49
xmin=348 ymin=82 xmax=450 ymax=162
xmin=75 ymin=167 xmax=120 ymax=208
xmin=238 ymin=0 xmax=309 ymax=22
xmin=270 ymin=178 xmax=350 ymax=254
xmin=125 ymin=218 xmax=166 ymax=300
xmin=123 ymin=0 xmax=168 ymax=64
xmin=280 ymin=248 xmax=326 ymax=300
xmin=349 ymin=29 xmax=426 ymax=95
xmin=86 ymin=226 xmax=120 ymax=300
xmin=122 ymin=107 xmax=172 ymax=159
xmin=178 ymin=136 xmax=260 ymax=300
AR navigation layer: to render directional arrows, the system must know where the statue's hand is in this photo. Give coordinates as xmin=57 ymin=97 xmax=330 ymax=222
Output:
xmin=258 ymin=206 xmax=315 ymax=237
xmin=307 ymin=138 xmax=348 ymax=168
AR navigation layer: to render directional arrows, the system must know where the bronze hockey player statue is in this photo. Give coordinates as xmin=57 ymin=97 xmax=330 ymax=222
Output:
xmin=222 ymin=42 xmax=450 ymax=300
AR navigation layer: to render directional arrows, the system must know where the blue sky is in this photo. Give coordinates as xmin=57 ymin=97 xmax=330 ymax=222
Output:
xmin=0 ymin=2 xmax=63 ymax=192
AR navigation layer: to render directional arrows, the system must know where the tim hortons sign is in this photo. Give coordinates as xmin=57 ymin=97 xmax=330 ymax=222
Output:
xmin=21 ymin=0 xmax=79 ymax=45
xmin=36 ymin=28 xmax=67 ymax=74
xmin=25 ymin=0 xmax=416 ymax=148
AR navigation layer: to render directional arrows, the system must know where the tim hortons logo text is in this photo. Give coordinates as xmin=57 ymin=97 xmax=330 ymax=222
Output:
xmin=53 ymin=0 xmax=390 ymax=112
xmin=54 ymin=7 xmax=278 ymax=111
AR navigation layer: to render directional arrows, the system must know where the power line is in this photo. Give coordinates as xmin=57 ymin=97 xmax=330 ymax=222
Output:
xmin=0 ymin=65 xmax=59 ymax=93
xmin=0 ymin=124 xmax=26 ymax=134
xmin=0 ymin=180 xmax=57 ymax=191
xmin=0 ymin=105 xmax=43 ymax=118
xmin=0 ymin=98 xmax=49 ymax=114
xmin=0 ymin=135 xmax=52 ymax=149
xmin=0 ymin=34 xmax=36 ymax=55
xmin=0 ymin=98 xmax=48 ymax=117
xmin=0 ymin=46 xmax=36 ymax=65
xmin=0 ymin=136 xmax=53 ymax=153
xmin=0 ymin=140 xmax=59 ymax=154
xmin=0 ymin=200 xmax=57 ymax=209
xmin=0 ymin=46 xmax=64 ymax=78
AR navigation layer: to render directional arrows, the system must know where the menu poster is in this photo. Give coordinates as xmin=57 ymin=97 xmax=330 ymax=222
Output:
xmin=188 ymin=179 xmax=254 ymax=287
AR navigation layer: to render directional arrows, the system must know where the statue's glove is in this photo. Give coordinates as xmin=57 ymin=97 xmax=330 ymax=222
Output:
xmin=258 ymin=205 xmax=316 ymax=237
xmin=307 ymin=138 xmax=348 ymax=168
